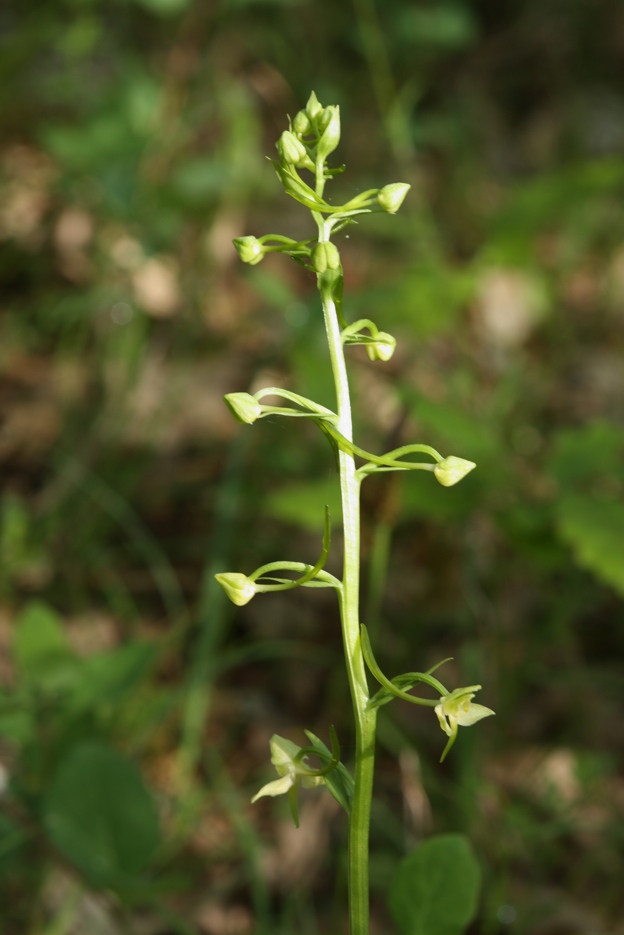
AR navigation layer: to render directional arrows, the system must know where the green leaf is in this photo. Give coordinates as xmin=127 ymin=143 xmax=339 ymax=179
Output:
xmin=69 ymin=642 xmax=158 ymax=711
xmin=547 ymin=421 xmax=624 ymax=490
xmin=13 ymin=602 xmax=79 ymax=692
xmin=44 ymin=741 xmax=160 ymax=890
xmin=389 ymin=834 xmax=481 ymax=935
xmin=557 ymin=495 xmax=624 ymax=596
xmin=133 ymin=0 xmax=193 ymax=14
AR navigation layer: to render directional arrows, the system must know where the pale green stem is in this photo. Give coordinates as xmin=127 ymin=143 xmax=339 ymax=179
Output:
xmin=317 ymin=246 xmax=376 ymax=935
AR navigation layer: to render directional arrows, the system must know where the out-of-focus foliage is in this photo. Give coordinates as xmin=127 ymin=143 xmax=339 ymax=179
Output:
xmin=1 ymin=0 xmax=624 ymax=933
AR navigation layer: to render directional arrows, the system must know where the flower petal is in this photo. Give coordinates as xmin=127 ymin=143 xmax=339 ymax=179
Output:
xmin=251 ymin=774 xmax=294 ymax=803
xmin=435 ymin=703 xmax=454 ymax=737
xmin=455 ymin=702 xmax=495 ymax=727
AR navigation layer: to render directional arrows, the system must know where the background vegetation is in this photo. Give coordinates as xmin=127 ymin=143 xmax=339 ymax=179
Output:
xmin=1 ymin=0 xmax=624 ymax=932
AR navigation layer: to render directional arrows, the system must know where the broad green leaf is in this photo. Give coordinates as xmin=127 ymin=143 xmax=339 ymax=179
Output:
xmin=13 ymin=602 xmax=79 ymax=692
xmin=548 ymin=421 xmax=624 ymax=489
xmin=133 ymin=0 xmax=193 ymax=14
xmin=557 ymin=496 xmax=624 ymax=596
xmin=69 ymin=642 xmax=157 ymax=711
xmin=44 ymin=742 xmax=160 ymax=890
xmin=389 ymin=833 xmax=481 ymax=935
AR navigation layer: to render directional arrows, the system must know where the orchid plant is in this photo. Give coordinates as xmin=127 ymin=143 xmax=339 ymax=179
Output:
xmin=216 ymin=92 xmax=493 ymax=935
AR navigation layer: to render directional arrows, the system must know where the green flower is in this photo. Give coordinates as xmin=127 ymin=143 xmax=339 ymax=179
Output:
xmin=224 ymin=391 xmax=262 ymax=425
xmin=251 ymin=735 xmax=325 ymax=827
xmin=233 ymin=236 xmax=265 ymax=265
xmin=435 ymin=685 xmax=494 ymax=762
xmin=365 ymin=332 xmax=396 ymax=362
xmin=433 ymin=456 xmax=476 ymax=487
xmin=214 ymin=572 xmax=256 ymax=606
xmin=377 ymin=182 xmax=411 ymax=214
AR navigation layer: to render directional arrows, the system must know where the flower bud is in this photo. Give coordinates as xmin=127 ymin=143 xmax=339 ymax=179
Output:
xmin=306 ymin=90 xmax=323 ymax=121
xmin=317 ymin=106 xmax=340 ymax=160
xmin=311 ymin=242 xmax=341 ymax=274
xmin=434 ymin=456 xmax=476 ymax=487
xmin=293 ymin=110 xmax=312 ymax=136
xmin=366 ymin=332 xmax=396 ymax=362
xmin=224 ymin=392 xmax=262 ymax=424
xmin=233 ymin=236 xmax=264 ymax=265
xmin=377 ymin=182 xmax=411 ymax=214
xmin=277 ymin=130 xmax=309 ymax=167
xmin=215 ymin=572 xmax=256 ymax=606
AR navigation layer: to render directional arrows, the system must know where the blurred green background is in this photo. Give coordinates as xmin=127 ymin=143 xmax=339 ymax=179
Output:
xmin=1 ymin=0 xmax=624 ymax=933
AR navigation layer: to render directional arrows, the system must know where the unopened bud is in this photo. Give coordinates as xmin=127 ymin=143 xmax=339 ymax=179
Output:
xmin=224 ymin=392 xmax=262 ymax=424
xmin=215 ymin=572 xmax=256 ymax=606
xmin=293 ymin=110 xmax=312 ymax=136
xmin=317 ymin=106 xmax=340 ymax=160
xmin=366 ymin=332 xmax=396 ymax=362
xmin=306 ymin=91 xmax=323 ymax=121
xmin=377 ymin=183 xmax=411 ymax=214
xmin=434 ymin=456 xmax=476 ymax=487
xmin=311 ymin=242 xmax=341 ymax=273
xmin=278 ymin=130 xmax=309 ymax=167
xmin=233 ymin=236 xmax=264 ymax=265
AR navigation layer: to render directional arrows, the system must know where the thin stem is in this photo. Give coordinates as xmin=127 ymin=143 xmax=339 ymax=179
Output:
xmin=318 ymin=264 xmax=376 ymax=935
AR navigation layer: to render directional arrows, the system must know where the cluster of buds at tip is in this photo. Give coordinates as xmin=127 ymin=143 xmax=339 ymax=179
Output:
xmin=366 ymin=332 xmax=396 ymax=362
xmin=224 ymin=392 xmax=262 ymax=425
xmin=434 ymin=456 xmax=476 ymax=487
xmin=377 ymin=183 xmax=411 ymax=214
xmin=214 ymin=572 xmax=256 ymax=606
